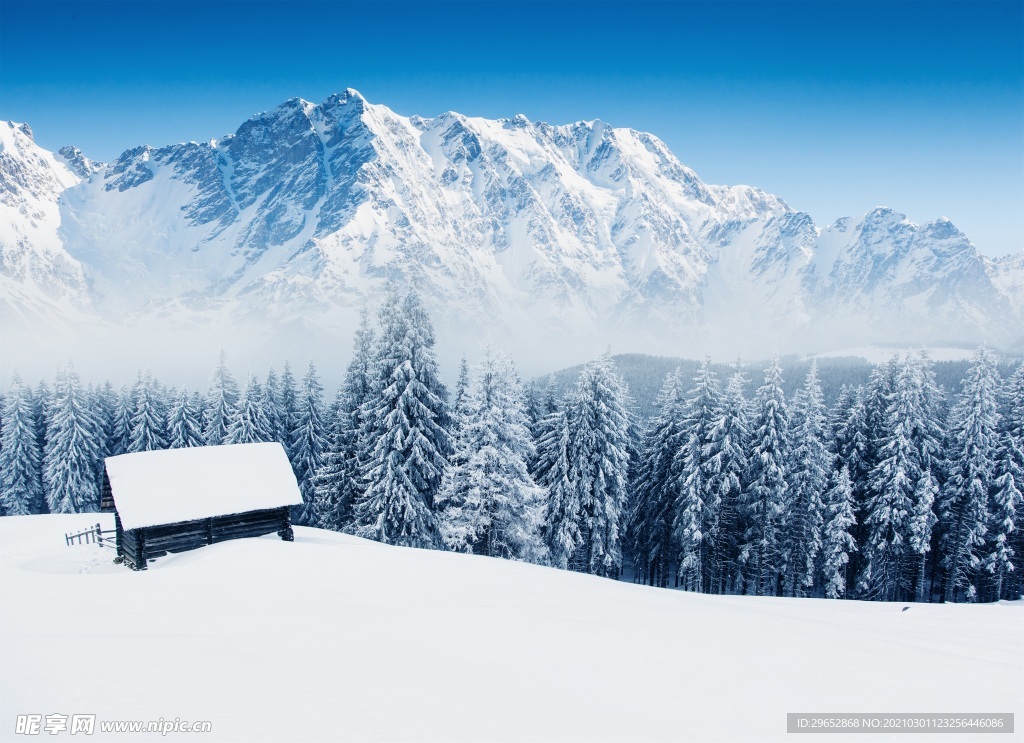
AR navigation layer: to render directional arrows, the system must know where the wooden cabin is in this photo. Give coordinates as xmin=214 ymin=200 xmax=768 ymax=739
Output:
xmin=102 ymin=442 xmax=302 ymax=570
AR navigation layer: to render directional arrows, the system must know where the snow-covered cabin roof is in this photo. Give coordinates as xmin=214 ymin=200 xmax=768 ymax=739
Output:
xmin=105 ymin=443 xmax=302 ymax=530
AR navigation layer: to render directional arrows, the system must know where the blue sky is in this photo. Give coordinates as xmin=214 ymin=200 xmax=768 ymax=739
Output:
xmin=2 ymin=0 xmax=1022 ymax=256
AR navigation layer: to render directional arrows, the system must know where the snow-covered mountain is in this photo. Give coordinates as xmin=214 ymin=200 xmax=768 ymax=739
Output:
xmin=2 ymin=91 xmax=1021 ymax=375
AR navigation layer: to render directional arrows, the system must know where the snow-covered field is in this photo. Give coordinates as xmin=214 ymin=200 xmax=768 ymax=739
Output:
xmin=1 ymin=514 xmax=1021 ymax=742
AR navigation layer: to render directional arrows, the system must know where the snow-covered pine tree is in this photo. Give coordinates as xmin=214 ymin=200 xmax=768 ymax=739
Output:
xmin=437 ymin=351 xmax=546 ymax=562
xmin=939 ymin=348 xmax=1001 ymax=602
xmin=783 ymin=361 xmax=829 ymax=597
xmin=128 ymin=371 xmax=168 ymax=453
xmin=861 ymin=356 xmax=922 ymax=601
xmin=740 ymin=356 xmax=790 ymax=596
xmin=203 ymin=351 xmax=240 ymax=445
xmin=522 ymin=379 xmax=544 ymax=432
xmin=452 ymin=357 xmax=471 ymax=433
xmin=859 ymin=355 xmax=901 ymax=495
xmin=189 ymin=389 xmax=207 ymax=429
xmin=167 ymin=387 xmax=204 ymax=449
xmin=264 ymin=367 xmax=286 ymax=447
xmin=533 ymin=402 xmax=580 ymax=569
xmin=290 ymin=363 xmax=328 ymax=527
xmin=910 ymin=351 xmax=947 ymax=475
xmin=908 ymin=468 xmax=939 ymax=602
xmin=93 ymin=381 xmax=118 ymax=461
xmin=987 ymin=362 xmax=1024 ymax=600
xmin=351 ymin=291 xmax=452 ymax=548
xmin=108 ymin=385 xmax=134 ymax=457
xmin=314 ymin=308 xmax=377 ymax=532
xmin=985 ymin=434 xmax=1021 ymax=601
xmin=705 ymin=360 xmax=751 ymax=594
xmin=225 ymin=374 xmax=273 ymax=445
xmin=32 ymin=380 xmax=50 ymax=457
xmin=829 ymin=387 xmax=870 ymax=589
xmin=674 ymin=358 xmax=724 ymax=592
xmin=829 ymin=385 xmax=857 ymax=448
xmin=529 ymin=377 xmax=561 ymax=476
xmin=539 ymin=376 xmax=559 ymax=418
xmin=907 ymin=351 xmax=947 ymax=602
xmin=43 ymin=365 xmax=102 ymax=514
xmin=821 ymin=466 xmax=857 ymax=599
xmin=313 ymin=389 xmax=348 ymax=531
xmin=0 ymin=373 xmax=44 ymax=515
xmin=278 ymin=362 xmax=300 ymax=458
xmin=563 ymin=351 xmax=631 ymax=577
xmin=626 ymin=368 xmax=686 ymax=586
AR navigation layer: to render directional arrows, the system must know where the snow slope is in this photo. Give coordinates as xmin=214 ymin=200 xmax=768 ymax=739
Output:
xmin=2 ymin=514 xmax=1021 ymax=742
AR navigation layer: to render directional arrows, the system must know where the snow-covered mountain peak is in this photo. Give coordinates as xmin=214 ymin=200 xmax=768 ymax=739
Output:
xmin=2 ymin=121 xmax=34 ymax=143
xmin=56 ymin=145 xmax=102 ymax=178
xmin=1 ymin=121 xmax=81 ymax=200
xmin=1 ymin=92 xmax=1021 ymax=372
xmin=919 ymin=216 xmax=965 ymax=242
xmin=506 ymin=113 xmax=532 ymax=129
xmin=321 ymin=88 xmax=368 ymax=115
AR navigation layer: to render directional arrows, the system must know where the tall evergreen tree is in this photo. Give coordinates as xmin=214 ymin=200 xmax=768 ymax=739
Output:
xmin=740 ymin=356 xmax=790 ymax=596
xmin=264 ymin=367 xmax=287 ymax=446
xmin=705 ymin=360 xmax=751 ymax=593
xmin=910 ymin=351 xmax=947 ymax=475
xmin=860 ymin=356 xmax=921 ymax=601
xmin=821 ymin=466 xmax=857 ymax=599
xmin=437 ymin=351 xmax=546 ymax=562
xmin=314 ymin=389 xmax=348 ymax=531
xmin=108 ymin=385 xmax=134 ymax=457
xmin=43 ymin=365 xmax=102 ymax=514
xmin=226 ymin=374 xmax=273 ymax=445
xmin=859 ymin=356 xmax=901 ymax=501
xmin=534 ymin=400 xmax=582 ymax=570
xmin=908 ymin=469 xmax=939 ymax=602
xmin=452 ymin=357 xmax=471 ymax=431
xmin=315 ymin=308 xmax=377 ymax=532
xmin=784 ymin=361 xmax=830 ymax=597
xmin=291 ymin=363 xmax=328 ymax=527
xmin=985 ymin=435 xmax=1021 ymax=600
xmin=167 ymin=387 xmax=205 ymax=449
xmin=93 ymin=381 xmax=118 ymax=461
xmin=32 ymin=380 xmax=50 ymax=458
xmin=278 ymin=362 xmax=300 ymax=457
xmin=128 ymin=372 xmax=168 ymax=453
xmin=674 ymin=358 xmax=724 ymax=591
xmin=626 ymin=368 xmax=686 ymax=587
xmin=562 ymin=352 xmax=631 ymax=577
xmin=988 ymin=362 xmax=1024 ymax=600
xmin=203 ymin=351 xmax=240 ymax=445
xmin=939 ymin=348 xmax=1001 ymax=602
xmin=0 ymin=373 xmax=44 ymax=515
xmin=352 ymin=291 xmax=452 ymax=548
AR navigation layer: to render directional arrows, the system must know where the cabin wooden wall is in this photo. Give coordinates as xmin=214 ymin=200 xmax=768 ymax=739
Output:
xmin=116 ymin=507 xmax=293 ymax=571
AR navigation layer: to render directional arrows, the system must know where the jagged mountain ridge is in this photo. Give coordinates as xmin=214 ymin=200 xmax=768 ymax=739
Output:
xmin=1 ymin=90 xmax=1021 ymax=374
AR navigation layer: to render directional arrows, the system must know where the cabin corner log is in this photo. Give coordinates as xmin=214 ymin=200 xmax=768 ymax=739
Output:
xmin=114 ymin=507 xmax=292 ymax=569
xmin=100 ymin=472 xmax=115 ymax=512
